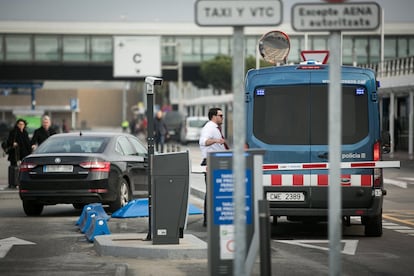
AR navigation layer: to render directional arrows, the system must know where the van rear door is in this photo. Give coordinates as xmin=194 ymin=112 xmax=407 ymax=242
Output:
xmin=309 ymin=70 xmax=374 ymax=209
xmin=249 ymin=70 xmax=313 ymax=208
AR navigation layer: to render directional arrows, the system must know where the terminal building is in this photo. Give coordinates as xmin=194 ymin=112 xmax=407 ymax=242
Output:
xmin=0 ymin=4 xmax=413 ymax=156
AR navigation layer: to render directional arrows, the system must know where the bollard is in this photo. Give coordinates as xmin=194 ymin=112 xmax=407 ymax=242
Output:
xmin=77 ymin=203 xmax=110 ymax=233
xmin=76 ymin=203 xmax=102 ymax=226
xmin=80 ymin=210 xmax=99 ymax=233
xmin=85 ymin=215 xmax=111 ymax=242
xmin=259 ymin=199 xmax=271 ymax=276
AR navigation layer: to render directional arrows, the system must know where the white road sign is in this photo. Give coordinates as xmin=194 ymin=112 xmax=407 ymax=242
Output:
xmin=113 ymin=36 xmax=161 ymax=78
xmin=195 ymin=0 xmax=282 ymax=26
xmin=291 ymin=2 xmax=381 ymax=31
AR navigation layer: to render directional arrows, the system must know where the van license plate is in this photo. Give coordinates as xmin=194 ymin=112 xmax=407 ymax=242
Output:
xmin=266 ymin=192 xmax=305 ymax=202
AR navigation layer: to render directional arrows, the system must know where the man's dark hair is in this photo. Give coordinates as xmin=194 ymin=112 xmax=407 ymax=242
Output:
xmin=208 ymin=107 xmax=222 ymax=120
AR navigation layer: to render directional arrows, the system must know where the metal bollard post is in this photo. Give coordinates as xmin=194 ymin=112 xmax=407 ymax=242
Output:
xmin=259 ymin=199 xmax=271 ymax=276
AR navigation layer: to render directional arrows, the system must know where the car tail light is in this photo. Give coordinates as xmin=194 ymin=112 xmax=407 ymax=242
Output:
xmin=20 ymin=162 xmax=38 ymax=172
xmin=79 ymin=161 xmax=110 ymax=172
xmin=373 ymin=141 xmax=382 ymax=187
xmin=373 ymin=141 xmax=381 ymax=161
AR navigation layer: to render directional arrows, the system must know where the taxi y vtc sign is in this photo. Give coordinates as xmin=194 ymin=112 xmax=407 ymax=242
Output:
xmin=195 ymin=0 xmax=282 ymax=26
xmin=291 ymin=2 xmax=381 ymax=31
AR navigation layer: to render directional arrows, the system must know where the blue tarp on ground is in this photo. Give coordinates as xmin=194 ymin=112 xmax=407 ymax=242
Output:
xmin=111 ymin=198 xmax=203 ymax=218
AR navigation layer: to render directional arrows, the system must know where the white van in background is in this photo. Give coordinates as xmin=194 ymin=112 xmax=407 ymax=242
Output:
xmin=180 ymin=116 xmax=208 ymax=145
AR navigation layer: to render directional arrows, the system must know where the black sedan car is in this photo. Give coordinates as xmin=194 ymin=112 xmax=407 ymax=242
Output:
xmin=19 ymin=132 xmax=148 ymax=216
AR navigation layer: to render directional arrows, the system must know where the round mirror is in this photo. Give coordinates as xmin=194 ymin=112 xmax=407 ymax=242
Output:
xmin=258 ymin=31 xmax=290 ymax=65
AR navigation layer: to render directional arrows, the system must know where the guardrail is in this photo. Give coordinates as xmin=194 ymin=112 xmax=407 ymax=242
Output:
xmin=361 ymin=56 xmax=414 ymax=78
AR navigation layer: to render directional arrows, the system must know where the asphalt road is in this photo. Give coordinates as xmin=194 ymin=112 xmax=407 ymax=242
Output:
xmin=1 ymin=144 xmax=414 ymax=275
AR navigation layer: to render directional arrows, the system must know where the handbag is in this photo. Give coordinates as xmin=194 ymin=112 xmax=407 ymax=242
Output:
xmin=1 ymin=140 xmax=10 ymax=154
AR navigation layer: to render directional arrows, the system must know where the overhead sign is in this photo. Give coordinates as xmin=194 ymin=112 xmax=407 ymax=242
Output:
xmin=195 ymin=0 xmax=282 ymax=26
xmin=113 ymin=36 xmax=161 ymax=78
xmin=291 ymin=2 xmax=381 ymax=31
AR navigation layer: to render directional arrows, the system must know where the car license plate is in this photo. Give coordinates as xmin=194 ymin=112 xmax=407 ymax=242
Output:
xmin=266 ymin=192 xmax=305 ymax=202
xmin=44 ymin=165 xmax=73 ymax=173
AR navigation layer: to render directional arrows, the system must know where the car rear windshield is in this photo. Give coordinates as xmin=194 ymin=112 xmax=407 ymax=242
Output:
xmin=189 ymin=119 xmax=208 ymax=128
xmin=253 ymin=85 xmax=369 ymax=145
xmin=36 ymin=136 xmax=110 ymax=153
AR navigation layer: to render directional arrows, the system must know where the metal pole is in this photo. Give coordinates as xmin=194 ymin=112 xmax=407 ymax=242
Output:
xmin=380 ymin=7 xmax=385 ymax=78
xmin=232 ymin=26 xmax=246 ymax=276
xmin=258 ymin=199 xmax=271 ymax=276
xmin=146 ymin=83 xmax=155 ymax=241
xmin=31 ymin=86 xmax=36 ymax=110
xmin=177 ymin=43 xmax=183 ymax=113
xmin=122 ymin=82 xmax=130 ymax=122
xmin=328 ymin=31 xmax=342 ymax=276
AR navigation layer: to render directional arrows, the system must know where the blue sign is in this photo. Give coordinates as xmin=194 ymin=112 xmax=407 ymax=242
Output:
xmin=213 ymin=169 xmax=252 ymax=225
xmin=70 ymin=98 xmax=78 ymax=110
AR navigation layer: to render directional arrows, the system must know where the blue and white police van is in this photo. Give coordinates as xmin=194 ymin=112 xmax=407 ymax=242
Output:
xmin=245 ymin=31 xmax=399 ymax=236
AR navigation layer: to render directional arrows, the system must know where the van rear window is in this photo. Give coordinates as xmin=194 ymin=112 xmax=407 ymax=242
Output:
xmin=253 ymin=85 xmax=368 ymax=145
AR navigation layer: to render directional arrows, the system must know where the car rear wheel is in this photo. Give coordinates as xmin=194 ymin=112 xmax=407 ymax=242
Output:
xmin=23 ymin=200 xmax=44 ymax=216
xmin=109 ymin=178 xmax=130 ymax=212
xmin=363 ymin=210 xmax=383 ymax=237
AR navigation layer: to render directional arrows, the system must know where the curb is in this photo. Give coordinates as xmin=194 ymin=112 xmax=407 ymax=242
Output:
xmin=94 ymin=233 xmax=207 ymax=259
xmin=0 ymin=188 xmax=19 ymax=200
xmin=190 ymin=186 xmax=205 ymax=201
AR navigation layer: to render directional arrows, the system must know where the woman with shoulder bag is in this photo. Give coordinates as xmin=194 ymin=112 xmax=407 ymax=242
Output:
xmin=6 ymin=119 xmax=31 ymax=188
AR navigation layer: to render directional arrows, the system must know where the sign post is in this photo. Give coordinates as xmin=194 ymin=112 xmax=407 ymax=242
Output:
xmin=291 ymin=2 xmax=381 ymax=275
xmin=144 ymin=77 xmax=163 ymax=241
xmin=195 ymin=1 xmax=281 ymax=275
xmin=207 ymin=150 xmax=264 ymax=275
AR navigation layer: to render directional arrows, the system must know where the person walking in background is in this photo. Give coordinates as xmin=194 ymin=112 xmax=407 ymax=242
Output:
xmin=121 ymin=119 xmax=130 ymax=133
xmin=31 ymin=115 xmax=57 ymax=151
xmin=62 ymin=119 xmax=69 ymax=133
xmin=6 ymin=119 xmax=31 ymax=188
xmin=199 ymin=107 xmax=229 ymax=227
xmin=154 ymin=110 xmax=168 ymax=153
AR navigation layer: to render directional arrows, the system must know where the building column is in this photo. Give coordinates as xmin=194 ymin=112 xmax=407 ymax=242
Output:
xmin=409 ymin=91 xmax=413 ymax=159
xmin=389 ymin=93 xmax=395 ymax=157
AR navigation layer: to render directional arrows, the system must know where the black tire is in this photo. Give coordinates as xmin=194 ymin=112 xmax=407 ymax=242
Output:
xmin=271 ymin=216 xmax=278 ymax=226
xmin=108 ymin=178 xmax=131 ymax=213
xmin=364 ymin=210 xmax=383 ymax=237
xmin=23 ymin=200 xmax=44 ymax=216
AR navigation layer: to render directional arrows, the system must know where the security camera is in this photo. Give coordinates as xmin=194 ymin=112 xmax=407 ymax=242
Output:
xmin=145 ymin=76 xmax=163 ymax=86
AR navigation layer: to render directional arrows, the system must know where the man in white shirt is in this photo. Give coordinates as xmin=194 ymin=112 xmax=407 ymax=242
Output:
xmin=199 ymin=107 xmax=229 ymax=226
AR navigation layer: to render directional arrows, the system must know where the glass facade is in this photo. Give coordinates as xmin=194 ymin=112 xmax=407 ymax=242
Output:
xmin=0 ymin=33 xmax=413 ymax=66
xmin=34 ymin=35 xmax=60 ymax=62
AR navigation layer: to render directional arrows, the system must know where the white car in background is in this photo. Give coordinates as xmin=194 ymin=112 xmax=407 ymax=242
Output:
xmin=180 ymin=116 xmax=208 ymax=145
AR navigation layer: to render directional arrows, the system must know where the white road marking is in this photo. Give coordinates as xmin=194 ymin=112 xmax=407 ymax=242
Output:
xmin=275 ymin=239 xmax=359 ymax=255
xmin=0 ymin=237 xmax=36 ymax=258
xmin=384 ymin=178 xmax=407 ymax=188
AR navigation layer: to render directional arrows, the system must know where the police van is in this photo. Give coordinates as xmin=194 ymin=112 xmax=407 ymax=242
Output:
xmin=245 ymin=31 xmax=397 ymax=236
